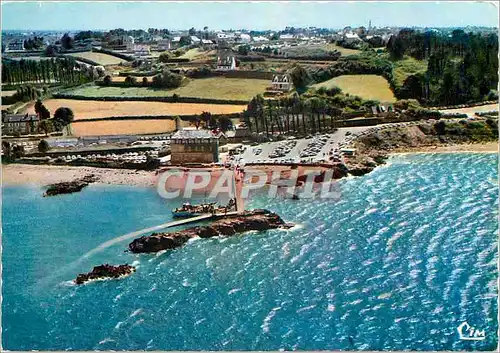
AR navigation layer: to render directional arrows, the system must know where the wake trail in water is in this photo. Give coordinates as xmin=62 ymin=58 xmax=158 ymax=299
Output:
xmin=37 ymin=215 xmax=213 ymax=288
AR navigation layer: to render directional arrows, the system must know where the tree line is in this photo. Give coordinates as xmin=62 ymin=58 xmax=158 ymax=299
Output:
xmin=2 ymin=57 xmax=95 ymax=86
xmin=387 ymin=29 xmax=498 ymax=105
xmin=243 ymin=94 xmax=349 ymax=137
xmin=33 ymin=100 xmax=74 ymax=135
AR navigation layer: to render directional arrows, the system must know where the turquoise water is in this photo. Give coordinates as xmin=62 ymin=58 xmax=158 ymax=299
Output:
xmin=2 ymin=154 xmax=498 ymax=350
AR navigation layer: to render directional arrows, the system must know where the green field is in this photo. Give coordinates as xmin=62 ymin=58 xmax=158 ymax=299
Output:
xmin=392 ymin=56 xmax=428 ymax=89
xmin=67 ymin=77 xmax=270 ymax=101
xmin=67 ymin=51 xmax=125 ymax=65
xmin=311 ymin=74 xmax=397 ymax=103
xmin=324 ymin=43 xmax=361 ymax=56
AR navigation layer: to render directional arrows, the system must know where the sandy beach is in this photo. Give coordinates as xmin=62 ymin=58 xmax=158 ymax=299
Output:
xmin=391 ymin=142 xmax=498 ymax=154
xmin=2 ymin=164 xmax=157 ymax=186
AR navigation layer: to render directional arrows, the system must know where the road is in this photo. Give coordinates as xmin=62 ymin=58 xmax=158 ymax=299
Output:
xmin=438 ymin=103 xmax=498 ymax=118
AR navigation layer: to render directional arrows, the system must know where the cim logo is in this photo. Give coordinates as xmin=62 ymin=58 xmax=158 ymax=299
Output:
xmin=457 ymin=321 xmax=486 ymax=341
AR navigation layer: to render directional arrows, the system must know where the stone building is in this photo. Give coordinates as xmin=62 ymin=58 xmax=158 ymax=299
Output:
xmin=2 ymin=114 xmax=39 ymax=135
xmin=170 ymin=129 xmax=220 ymax=164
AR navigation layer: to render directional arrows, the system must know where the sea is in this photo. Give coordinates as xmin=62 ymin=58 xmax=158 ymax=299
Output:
xmin=2 ymin=153 xmax=498 ymax=351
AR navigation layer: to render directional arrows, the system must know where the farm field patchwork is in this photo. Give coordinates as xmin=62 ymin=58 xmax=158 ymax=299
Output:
xmin=67 ymin=51 xmax=126 ymax=65
xmin=71 ymin=119 xmax=177 ymax=136
xmin=66 ymin=77 xmax=270 ymax=101
xmin=311 ymin=74 xmax=397 ymax=103
xmin=26 ymin=99 xmax=247 ymax=120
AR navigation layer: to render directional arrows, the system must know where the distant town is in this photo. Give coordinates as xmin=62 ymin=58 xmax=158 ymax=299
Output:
xmin=1 ymin=23 xmax=498 ymax=171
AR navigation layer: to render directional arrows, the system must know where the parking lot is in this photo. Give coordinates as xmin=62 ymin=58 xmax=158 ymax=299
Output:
xmin=234 ymin=127 xmax=371 ymax=165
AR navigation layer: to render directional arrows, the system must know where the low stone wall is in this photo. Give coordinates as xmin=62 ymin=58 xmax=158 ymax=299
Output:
xmin=220 ymin=70 xmax=274 ymax=80
xmin=92 ymin=47 xmax=134 ymax=62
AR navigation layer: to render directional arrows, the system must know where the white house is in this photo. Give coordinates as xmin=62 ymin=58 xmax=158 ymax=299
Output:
xmin=271 ymin=74 xmax=293 ymax=92
xmin=216 ymin=32 xmax=236 ymax=43
xmin=253 ymin=36 xmax=269 ymax=43
xmin=156 ymin=39 xmax=171 ymax=51
xmin=123 ymin=35 xmax=135 ymax=52
xmin=216 ymin=52 xmax=237 ymax=71
xmin=238 ymin=33 xmax=252 ymax=43
xmin=133 ymin=44 xmax=150 ymax=57
xmin=343 ymin=32 xmax=362 ymax=44
xmin=279 ymin=34 xmax=295 ymax=41
xmin=201 ymin=39 xmax=215 ymax=49
xmin=190 ymin=36 xmax=201 ymax=44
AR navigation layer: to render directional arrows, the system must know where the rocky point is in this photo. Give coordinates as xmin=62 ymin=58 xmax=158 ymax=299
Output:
xmin=128 ymin=209 xmax=291 ymax=253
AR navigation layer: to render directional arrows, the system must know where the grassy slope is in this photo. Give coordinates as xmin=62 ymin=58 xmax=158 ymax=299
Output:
xmin=67 ymin=77 xmax=270 ymax=101
xmin=324 ymin=43 xmax=361 ymax=56
xmin=311 ymin=74 xmax=397 ymax=103
xmin=67 ymin=51 xmax=125 ymax=65
xmin=178 ymin=48 xmax=215 ymax=61
xmin=392 ymin=56 xmax=428 ymax=89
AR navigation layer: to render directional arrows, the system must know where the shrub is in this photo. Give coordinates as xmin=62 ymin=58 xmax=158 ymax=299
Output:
xmin=38 ymin=139 xmax=50 ymax=153
xmin=53 ymin=107 xmax=74 ymax=130
xmin=124 ymin=75 xmax=137 ymax=86
xmin=151 ymin=70 xmax=183 ymax=89
xmin=142 ymin=77 xmax=149 ymax=86
xmin=103 ymin=75 xmax=112 ymax=86
xmin=173 ymin=48 xmax=186 ymax=57
xmin=394 ymin=99 xmax=421 ymax=110
xmin=159 ymin=51 xmax=173 ymax=63
xmin=185 ymin=67 xmax=214 ymax=78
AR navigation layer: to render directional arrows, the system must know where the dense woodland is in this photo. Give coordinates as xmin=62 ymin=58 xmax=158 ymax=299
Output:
xmin=387 ymin=29 xmax=498 ymax=105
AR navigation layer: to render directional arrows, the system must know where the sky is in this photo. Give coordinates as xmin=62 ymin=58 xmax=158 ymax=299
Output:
xmin=1 ymin=1 xmax=498 ymax=31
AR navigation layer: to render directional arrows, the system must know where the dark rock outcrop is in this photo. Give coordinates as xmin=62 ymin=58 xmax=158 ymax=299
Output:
xmin=75 ymin=263 xmax=135 ymax=284
xmin=128 ymin=209 xmax=291 ymax=253
xmin=44 ymin=174 xmax=98 ymax=197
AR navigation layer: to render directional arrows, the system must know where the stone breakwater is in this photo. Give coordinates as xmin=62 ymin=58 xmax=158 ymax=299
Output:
xmin=74 ymin=264 xmax=135 ymax=284
xmin=128 ymin=209 xmax=291 ymax=253
xmin=44 ymin=174 xmax=99 ymax=196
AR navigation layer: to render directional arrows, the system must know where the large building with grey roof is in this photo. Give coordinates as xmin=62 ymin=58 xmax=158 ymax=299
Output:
xmin=2 ymin=114 xmax=39 ymax=135
xmin=170 ymin=129 xmax=220 ymax=165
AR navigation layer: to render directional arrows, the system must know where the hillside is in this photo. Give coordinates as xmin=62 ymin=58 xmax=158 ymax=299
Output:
xmin=311 ymin=74 xmax=396 ymax=103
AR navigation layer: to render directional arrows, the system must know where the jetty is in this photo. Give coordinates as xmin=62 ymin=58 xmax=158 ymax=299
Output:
xmin=159 ymin=211 xmax=239 ymax=229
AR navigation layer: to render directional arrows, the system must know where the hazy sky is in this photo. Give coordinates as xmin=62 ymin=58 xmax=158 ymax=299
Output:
xmin=2 ymin=1 xmax=498 ymax=31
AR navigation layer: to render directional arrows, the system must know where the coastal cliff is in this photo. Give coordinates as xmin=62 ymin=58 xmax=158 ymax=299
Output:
xmin=128 ymin=209 xmax=291 ymax=253
xmin=344 ymin=118 xmax=498 ymax=176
